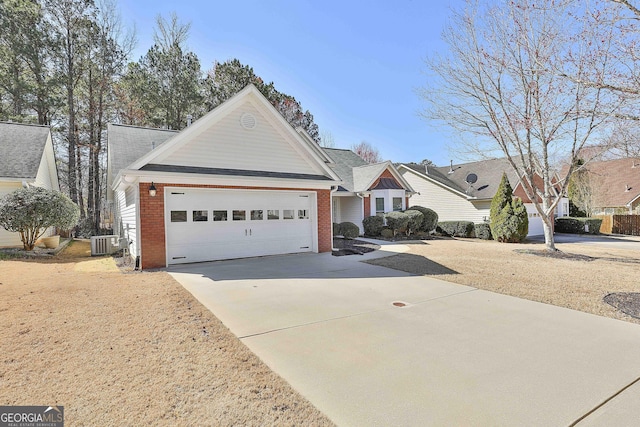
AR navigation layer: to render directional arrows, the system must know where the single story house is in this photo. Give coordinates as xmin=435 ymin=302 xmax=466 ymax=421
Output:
xmin=107 ymin=84 xmax=343 ymax=269
xmin=0 ymin=122 xmax=59 ymax=247
xmin=568 ymin=157 xmax=640 ymax=215
xmin=399 ymin=158 xmax=569 ymax=237
xmin=324 ymin=148 xmax=415 ymax=234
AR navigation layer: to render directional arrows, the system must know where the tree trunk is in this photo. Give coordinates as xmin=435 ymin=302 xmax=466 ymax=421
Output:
xmin=542 ymin=217 xmax=556 ymax=251
xmin=66 ymin=29 xmax=77 ymax=204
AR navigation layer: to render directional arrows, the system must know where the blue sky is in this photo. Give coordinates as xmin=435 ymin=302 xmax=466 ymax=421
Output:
xmin=118 ymin=0 xmax=462 ymax=166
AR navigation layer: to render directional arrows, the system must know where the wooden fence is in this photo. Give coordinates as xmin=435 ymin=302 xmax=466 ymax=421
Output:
xmin=597 ymin=215 xmax=640 ymax=236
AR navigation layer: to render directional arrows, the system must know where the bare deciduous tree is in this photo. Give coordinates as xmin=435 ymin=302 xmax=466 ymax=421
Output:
xmin=352 ymin=141 xmax=382 ymax=164
xmin=420 ymin=0 xmax=626 ymax=250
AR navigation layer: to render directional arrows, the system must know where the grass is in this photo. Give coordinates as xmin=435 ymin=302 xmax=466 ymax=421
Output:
xmin=0 ymin=240 xmax=334 ymax=426
xmin=366 ymin=236 xmax=640 ymax=324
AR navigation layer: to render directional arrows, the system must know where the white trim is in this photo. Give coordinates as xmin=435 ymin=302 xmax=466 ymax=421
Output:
xmin=114 ymin=169 xmax=336 ymax=191
xmin=126 ymin=85 xmax=341 ymax=183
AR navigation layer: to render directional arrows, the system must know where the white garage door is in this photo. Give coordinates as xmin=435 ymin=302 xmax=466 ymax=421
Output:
xmin=526 ymin=204 xmax=544 ymax=236
xmin=165 ymin=188 xmax=315 ymax=264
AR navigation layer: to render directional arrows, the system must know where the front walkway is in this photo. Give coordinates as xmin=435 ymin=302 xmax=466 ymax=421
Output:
xmin=169 ymin=251 xmax=640 ymax=426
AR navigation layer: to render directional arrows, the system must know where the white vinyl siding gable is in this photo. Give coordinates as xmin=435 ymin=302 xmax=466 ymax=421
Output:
xmin=401 ymin=169 xmax=488 ymax=223
xmin=33 ymin=136 xmax=59 ymax=191
xmin=153 ymin=101 xmax=323 ymax=176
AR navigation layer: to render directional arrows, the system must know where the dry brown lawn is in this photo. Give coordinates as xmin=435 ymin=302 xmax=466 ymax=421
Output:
xmin=0 ymin=240 xmax=333 ymax=426
xmin=366 ymin=237 xmax=640 ymax=324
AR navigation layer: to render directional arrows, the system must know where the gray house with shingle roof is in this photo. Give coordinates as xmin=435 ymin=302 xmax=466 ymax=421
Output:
xmin=324 ymin=148 xmax=415 ymax=234
xmin=398 ymin=158 xmax=569 ymax=237
xmin=0 ymin=122 xmax=59 ymax=246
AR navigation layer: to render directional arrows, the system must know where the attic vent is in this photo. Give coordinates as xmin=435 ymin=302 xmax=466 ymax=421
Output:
xmin=240 ymin=113 xmax=257 ymax=130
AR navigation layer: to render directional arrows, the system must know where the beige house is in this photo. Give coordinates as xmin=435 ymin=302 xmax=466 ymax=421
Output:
xmin=0 ymin=122 xmax=60 ymax=247
xmin=399 ymin=158 xmax=569 ymax=237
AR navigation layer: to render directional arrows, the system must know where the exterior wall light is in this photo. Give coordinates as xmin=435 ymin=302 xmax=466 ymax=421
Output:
xmin=149 ymin=182 xmax=157 ymax=197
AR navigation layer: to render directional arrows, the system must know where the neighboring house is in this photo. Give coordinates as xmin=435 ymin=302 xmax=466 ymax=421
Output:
xmin=107 ymin=84 xmax=342 ymax=269
xmin=570 ymin=158 xmax=640 ymax=215
xmin=324 ymin=148 xmax=415 ymax=234
xmin=0 ymin=122 xmax=60 ymax=247
xmin=399 ymin=158 xmax=569 ymax=237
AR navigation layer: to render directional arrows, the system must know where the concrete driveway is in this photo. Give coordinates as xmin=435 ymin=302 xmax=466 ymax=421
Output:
xmin=169 ymin=248 xmax=640 ymax=426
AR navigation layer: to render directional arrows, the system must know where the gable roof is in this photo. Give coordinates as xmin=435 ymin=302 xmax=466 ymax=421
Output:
xmin=402 ymin=158 xmax=522 ymax=200
xmin=570 ymin=157 xmax=640 ymax=208
xmin=0 ymin=122 xmax=51 ymax=179
xmin=324 ymin=148 xmax=413 ymax=193
xmin=323 ymin=148 xmax=368 ymax=191
xmin=107 ymin=124 xmax=178 ymax=178
xmin=109 ymin=85 xmax=341 ymax=187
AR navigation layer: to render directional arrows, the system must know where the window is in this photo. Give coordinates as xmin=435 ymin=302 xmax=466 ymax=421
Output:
xmin=192 ymin=210 xmax=208 ymax=222
xmin=251 ymin=210 xmax=263 ymax=220
xmin=283 ymin=209 xmax=294 ymax=220
xmin=268 ymin=210 xmax=280 ymax=220
xmin=213 ymin=210 xmax=227 ymax=221
xmin=298 ymin=209 xmax=309 ymax=219
xmin=233 ymin=210 xmax=246 ymax=221
xmin=375 ymin=198 xmax=385 ymax=216
xmin=393 ymin=197 xmax=403 ymax=211
xmin=170 ymin=211 xmax=187 ymax=222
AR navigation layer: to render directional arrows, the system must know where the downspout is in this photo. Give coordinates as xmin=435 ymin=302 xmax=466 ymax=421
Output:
xmin=330 ymin=185 xmax=339 ymax=251
xmin=356 ymin=191 xmax=369 ymax=234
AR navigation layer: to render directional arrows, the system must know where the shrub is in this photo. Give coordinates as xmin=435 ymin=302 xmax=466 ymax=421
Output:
xmin=384 ymin=211 xmax=410 ymax=236
xmin=474 ymin=223 xmax=493 ymax=240
xmin=404 ymin=210 xmax=424 ymax=236
xmin=490 ymin=173 xmax=528 ymax=243
xmin=339 ymin=221 xmax=360 ymax=239
xmin=492 ymin=198 xmax=528 ymax=242
xmin=0 ymin=187 xmax=80 ymax=250
xmin=407 ymin=205 xmax=438 ymax=233
xmin=362 ymin=215 xmax=384 ymax=236
xmin=381 ymin=227 xmax=394 ymax=239
xmin=436 ymin=221 xmax=475 ymax=237
xmin=555 ymin=217 xmax=602 ymax=234
xmin=333 ymin=222 xmax=341 ymax=236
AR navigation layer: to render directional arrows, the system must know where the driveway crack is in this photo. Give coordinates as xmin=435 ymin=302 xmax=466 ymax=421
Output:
xmin=569 ymin=375 xmax=640 ymax=426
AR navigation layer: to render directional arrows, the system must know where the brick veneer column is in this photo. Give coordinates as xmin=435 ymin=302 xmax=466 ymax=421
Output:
xmin=316 ymin=189 xmax=332 ymax=253
xmin=139 ymin=182 xmax=166 ymax=269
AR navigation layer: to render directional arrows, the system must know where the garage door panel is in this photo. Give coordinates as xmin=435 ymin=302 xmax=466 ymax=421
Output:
xmin=165 ymin=189 xmax=314 ymax=264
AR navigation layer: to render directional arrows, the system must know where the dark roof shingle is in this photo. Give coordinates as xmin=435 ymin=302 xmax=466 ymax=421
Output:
xmin=0 ymin=122 xmax=50 ymax=179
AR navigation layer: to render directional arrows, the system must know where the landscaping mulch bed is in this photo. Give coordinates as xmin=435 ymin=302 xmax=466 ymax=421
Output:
xmin=604 ymin=293 xmax=640 ymax=320
xmin=332 ymin=238 xmax=380 ymax=256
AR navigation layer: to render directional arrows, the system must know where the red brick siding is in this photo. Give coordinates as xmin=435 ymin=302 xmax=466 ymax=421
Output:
xmin=368 ymin=169 xmax=403 ymax=190
xmin=138 ymin=182 xmax=332 ymax=269
xmin=363 ymin=196 xmax=371 ymax=218
xmin=316 ymin=189 xmax=332 ymax=253
xmin=139 ymin=183 xmax=166 ymax=270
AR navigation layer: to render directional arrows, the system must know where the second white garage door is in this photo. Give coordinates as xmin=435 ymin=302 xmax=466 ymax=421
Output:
xmin=165 ymin=188 xmax=315 ymax=264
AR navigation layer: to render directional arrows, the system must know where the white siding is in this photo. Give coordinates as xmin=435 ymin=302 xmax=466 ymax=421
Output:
xmin=33 ymin=136 xmax=59 ymax=191
xmin=369 ymin=189 xmax=406 ymax=217
xmin=0 ymin=182 xmax=23 ymax=247
xmin=155 ymin=101 xmax=323 ymax=175
xmin=401 ymin=169 xmax=487 ymax=223
xmin=334 ymin=196 xmax=364 ymax=233
xmin=114 ymin=186 xmax=138 ymax=258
